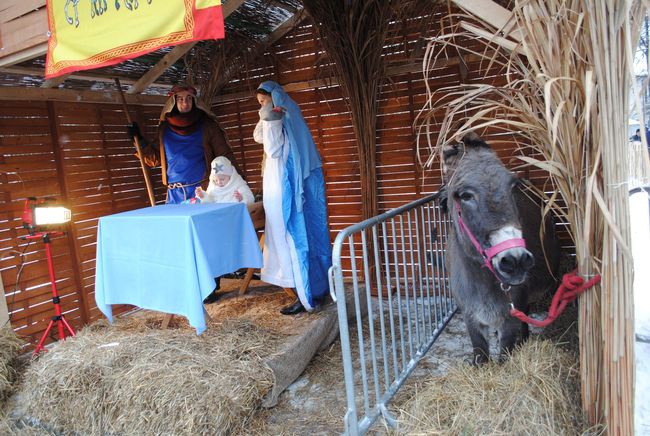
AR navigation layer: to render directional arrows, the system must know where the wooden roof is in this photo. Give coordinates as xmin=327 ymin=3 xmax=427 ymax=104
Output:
xmin=0 ymin=0 xmax=517 ymax=106
xmin=0 ymin=0 xmax=304 ymax=101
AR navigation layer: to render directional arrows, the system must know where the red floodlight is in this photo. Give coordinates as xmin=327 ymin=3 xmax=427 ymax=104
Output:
xmin=20 ymin=197 xmax=75 ymax=354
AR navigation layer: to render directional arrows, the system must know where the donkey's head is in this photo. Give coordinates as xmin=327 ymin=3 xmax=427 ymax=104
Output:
xmin=444 ymin=132 xmax=534 ymax=285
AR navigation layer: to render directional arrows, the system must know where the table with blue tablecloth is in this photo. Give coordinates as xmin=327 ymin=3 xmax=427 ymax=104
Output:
xmin=94 ymin=203 xmax=263 ymax=334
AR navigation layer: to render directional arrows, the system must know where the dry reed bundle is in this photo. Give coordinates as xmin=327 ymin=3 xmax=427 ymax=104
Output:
xmin=15 ymin=316 xmax=275 ymax=435
xmin=628 ymin=140 xmax=650 ymax=189
xmin=416 ymin=1 xmax=642 ymax=431
xmin=397 ymin=339 xmax=587 ymax=435
xmin=0 ymin=414 xmax=12 ymax=436
xmin=0 ymin=325 xmax=22 ymax=401
xmin=301 ymin=0 xmax=388 ymax=221
xmin=302 ymin=0 xmax=431 ymax=221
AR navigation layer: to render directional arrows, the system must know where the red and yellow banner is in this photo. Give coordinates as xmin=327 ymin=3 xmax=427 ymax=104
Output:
xmin=45 ymin=0 xmax=224 ymax=78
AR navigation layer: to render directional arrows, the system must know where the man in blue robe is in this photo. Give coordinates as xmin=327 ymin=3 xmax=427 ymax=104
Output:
xmin=136 ymin=83 xmax=241 ymax=204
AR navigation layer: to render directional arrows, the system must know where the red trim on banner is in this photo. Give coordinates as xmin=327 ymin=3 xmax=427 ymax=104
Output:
xmin=193 ymin=5 xmax=225 ymax=40
xmin=45 ymin=0 xmax=57 ymax=79
xmin=47 ymin=40 xmax=185 ymax=79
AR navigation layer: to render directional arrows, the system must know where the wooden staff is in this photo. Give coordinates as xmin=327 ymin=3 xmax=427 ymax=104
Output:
xmin=114 ymin=78 xmax=156 ymax=207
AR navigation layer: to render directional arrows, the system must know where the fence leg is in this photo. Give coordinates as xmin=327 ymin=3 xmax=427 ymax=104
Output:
xmin=379 ymin=403 xmax=398 ymax=428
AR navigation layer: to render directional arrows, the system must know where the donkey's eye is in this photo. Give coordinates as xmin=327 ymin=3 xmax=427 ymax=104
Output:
xmin=459 ymin=192 xmax=474 ymax=202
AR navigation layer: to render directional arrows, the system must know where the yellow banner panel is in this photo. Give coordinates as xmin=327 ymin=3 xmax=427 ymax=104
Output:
xmin=45 ymin=0 xmax=224 ymax=78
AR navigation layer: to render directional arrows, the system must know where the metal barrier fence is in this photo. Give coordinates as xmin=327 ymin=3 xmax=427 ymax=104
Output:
xmin=328 ymin=193 xmax=457 ymax=435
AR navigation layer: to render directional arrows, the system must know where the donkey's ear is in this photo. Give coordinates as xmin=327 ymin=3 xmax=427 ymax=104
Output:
xmin=442 ymin=143 xmax=461 ymax=180
xmin=461 ymin=131 xmax=491 ymax=149
xmin=443 ymin=143 xmax=460 ymax=161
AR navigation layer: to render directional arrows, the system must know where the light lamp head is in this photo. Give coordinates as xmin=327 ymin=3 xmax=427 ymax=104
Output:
xmin=33 ymin=206 xmax=71 ymax=226
xmin=22 ymin=198 xmax=71 ymax=234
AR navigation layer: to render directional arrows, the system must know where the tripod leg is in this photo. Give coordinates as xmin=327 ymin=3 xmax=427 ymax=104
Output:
xmin=60 ymin=316 xmax=76 ymax=337
xmin=56 ymin=316 xmax=65 ymax=340
xmin=34 ymin=319 xmax=56 ymax=355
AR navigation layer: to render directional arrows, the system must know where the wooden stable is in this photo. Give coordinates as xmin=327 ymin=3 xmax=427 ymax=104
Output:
xmin=0 ymin=0 xmax=564 ymax=347
xmin=0 ymin=0 xmax=641 ymax=434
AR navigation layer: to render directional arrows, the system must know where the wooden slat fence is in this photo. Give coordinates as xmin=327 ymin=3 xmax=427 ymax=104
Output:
xmin=0 ymin=100 xmax=161 ymax=347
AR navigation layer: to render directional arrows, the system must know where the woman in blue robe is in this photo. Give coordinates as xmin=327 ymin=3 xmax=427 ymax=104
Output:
xmin=253 ymin=81 xmax=332 ymax=315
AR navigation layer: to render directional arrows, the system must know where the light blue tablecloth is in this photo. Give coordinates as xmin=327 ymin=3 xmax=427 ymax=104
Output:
xmin=94 ymin=203 xmax=263 ymax=334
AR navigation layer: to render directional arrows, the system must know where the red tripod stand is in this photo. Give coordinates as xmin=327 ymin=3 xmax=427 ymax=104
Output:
xmin=23 ymin=231 xmax=76 ymax=354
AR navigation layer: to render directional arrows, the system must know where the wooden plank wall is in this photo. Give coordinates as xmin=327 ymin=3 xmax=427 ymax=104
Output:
xmin=0 ymin=100 xmax=162 ymax=347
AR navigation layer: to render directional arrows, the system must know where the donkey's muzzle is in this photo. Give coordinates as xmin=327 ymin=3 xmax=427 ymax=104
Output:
xmin=495 ymin=249 xmax=534 ymax=285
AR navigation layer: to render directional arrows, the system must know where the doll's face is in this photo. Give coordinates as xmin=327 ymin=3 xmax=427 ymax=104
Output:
xmin=257 ymin=93 xmax=272 ymax=107
xmin=212 ymin=174 xmax=231 ymax=187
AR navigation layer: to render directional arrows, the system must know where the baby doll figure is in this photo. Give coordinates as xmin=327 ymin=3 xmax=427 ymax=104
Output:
xmin=195 ymin=156 xmax=254 ymax=205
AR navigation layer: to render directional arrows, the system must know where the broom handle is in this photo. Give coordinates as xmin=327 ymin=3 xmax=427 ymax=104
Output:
xmin=114 ymin=78 xmax=156 ymax=207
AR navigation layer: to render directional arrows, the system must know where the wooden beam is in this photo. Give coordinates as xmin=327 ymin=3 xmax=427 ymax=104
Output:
xmin=46 ymin=101 xmax=89 ymax=324
xmin=127 ymin=0 xmax=247 ymax=94
xmin=451 ymin=0 xmax=521 ymax=41
xmin=267 ymin=8 xmax=306 ymax=44
xmin=459 ymin=21 xmax=522 ymax=53
xmin=0 ymin=272 xmax=8 ymax=328
xmin=41 ymin=73 xmax=70 ymax=88
xmin=0 ymin=42 xmax=46 ymax=67
xmin=0 ymin=86 xmax=167 ymax=105
xmin=126 ymin=42 xmax=197 ymax=95
xmin=0 ymin=7 xmax=48 ymax=62
xmin=0 ymin=66 xmax=173 ymax=90
xmin=0 ymin=0 xmax=45 ymax=23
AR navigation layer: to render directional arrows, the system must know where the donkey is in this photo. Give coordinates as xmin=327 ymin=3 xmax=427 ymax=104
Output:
xmin=441 ymin=132 xmax=560 ymax=365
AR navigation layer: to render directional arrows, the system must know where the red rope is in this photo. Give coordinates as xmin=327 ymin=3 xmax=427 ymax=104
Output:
xmin=509 ymin=270 xmax=601 ymax=327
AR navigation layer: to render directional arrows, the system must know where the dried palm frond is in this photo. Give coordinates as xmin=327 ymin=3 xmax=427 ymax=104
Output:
xmin=302 ymin=0 xmax=387 ymax=221
xmin=416 ymin=1 xmax=643 ymax=432
xmin=184 ymin=34 xmax=268 ymax=106
xmin=303 ymin=0 xmax=433 ymax=220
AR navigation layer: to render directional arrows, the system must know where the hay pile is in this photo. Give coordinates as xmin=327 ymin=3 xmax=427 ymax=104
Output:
xmin=206 ymin=291 xmax=317 ymax=336
xmin=397 ymin=339 xmax=586 ymax=435
xmin=15 ymin=316 xmax=276 ymax=435
xmin=0 ymin=325 xmax=22 ymax=401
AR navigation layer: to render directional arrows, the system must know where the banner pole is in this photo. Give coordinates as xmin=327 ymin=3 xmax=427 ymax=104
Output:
xmin=114 ymin=78 xmax=156 ymax=207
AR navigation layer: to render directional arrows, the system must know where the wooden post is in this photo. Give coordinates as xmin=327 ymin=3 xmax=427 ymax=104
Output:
xmin=114 ymin=78 xmax=156 ymax=207
xmin=0 ymin=273 xmax=9 ymax=328
xmin=47 ymin=101 xmax=89 ymax=325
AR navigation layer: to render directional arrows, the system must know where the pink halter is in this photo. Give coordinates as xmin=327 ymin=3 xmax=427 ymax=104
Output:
xmin=454 ymin=200 xmax=526 ymax=279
